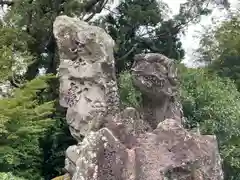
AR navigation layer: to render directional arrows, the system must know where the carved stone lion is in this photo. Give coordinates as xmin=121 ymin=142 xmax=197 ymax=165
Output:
xmin=131 ymin=53 xmax=183 ymax=128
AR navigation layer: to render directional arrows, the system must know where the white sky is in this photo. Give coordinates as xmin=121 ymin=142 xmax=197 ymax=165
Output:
xmin=102 ymin=0 xmax=239 ymax=66
xmin=163 ymin=0 xmax=239 ymax=66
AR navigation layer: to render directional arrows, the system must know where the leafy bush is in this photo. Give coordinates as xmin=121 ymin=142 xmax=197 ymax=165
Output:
xmin=0 ymin=172 xmax=26 ymax=180
xmin=179 ymin=65 xmax=240 ymax=180
xmin=118 ymin=71 xmax=142 ymax=108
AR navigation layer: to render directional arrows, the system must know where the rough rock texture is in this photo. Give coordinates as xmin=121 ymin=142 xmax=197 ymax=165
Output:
xmin=53 ymin=15 xmax=223 ymax=180
xmin=65 ymin=119 xmax=223 ymax=180
xmin=53 ymin=15 xmax=120 ymax=139
xmin=131 ymin=53 xmax=183 ymax=129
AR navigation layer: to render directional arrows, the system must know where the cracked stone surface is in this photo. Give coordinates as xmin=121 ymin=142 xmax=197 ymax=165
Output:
xmin=53 ymin=15 xmax=120 ymax=140
xmin=65 ymin=119 xmax=223 ymax=180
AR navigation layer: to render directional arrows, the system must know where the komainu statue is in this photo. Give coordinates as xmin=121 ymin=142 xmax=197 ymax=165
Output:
xmin=131 ymin=53 xmax=183 ymax=128
xmin=53 ymin=15 xmax=224 ymax=180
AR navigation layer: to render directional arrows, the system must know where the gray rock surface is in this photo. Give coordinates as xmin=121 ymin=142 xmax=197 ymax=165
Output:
xmin=70 ymin=119 xmax=223 ymax=180
xmin=53 ymin=15 xmax=120 ymax=139
xmin=53 ymin=15 xmax=224 ymax=180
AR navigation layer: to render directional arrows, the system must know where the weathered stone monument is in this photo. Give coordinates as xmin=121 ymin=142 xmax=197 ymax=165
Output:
xmin=53 ymin=15 xmax=224 ymax=180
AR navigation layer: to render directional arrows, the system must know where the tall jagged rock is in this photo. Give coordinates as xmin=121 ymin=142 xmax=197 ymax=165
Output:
xmin=53 ymin=15 xmax=224 ymax=180
xmin=53 ymin=15 xmax=120 ymax=140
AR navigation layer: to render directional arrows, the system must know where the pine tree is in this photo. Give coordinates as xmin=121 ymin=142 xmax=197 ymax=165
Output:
xmin=0 ymin=75 xmax=56 ymax=179
xmin=0 ymin=18 xmax=56 ymax=179
xmin=0 ymin=1 xmax=108 ymax=178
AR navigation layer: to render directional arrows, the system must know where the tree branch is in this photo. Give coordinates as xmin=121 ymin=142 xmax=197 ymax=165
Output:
xmin=117 ymin=43 xmax=138 ymax=61
xmin=26 ymin=0 xmax=34 ymax=33
xmin=84 ymin=0 xmax=108 ymax=22
xmin=84 ymin=0 xmax=104 ymax=12
xmin=8 ymin=72 xmax=23 ymax=88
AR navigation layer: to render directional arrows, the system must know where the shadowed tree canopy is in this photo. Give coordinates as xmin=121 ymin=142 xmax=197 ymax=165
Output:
xmin=0 ymin=0 xmax=112 ymax=82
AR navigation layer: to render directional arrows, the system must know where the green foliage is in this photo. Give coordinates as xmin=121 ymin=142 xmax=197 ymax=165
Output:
xmin=118 ymin=71 xmax=142 ymax=108
xmin=196 ymin=10 xmax=240 ymax=91
xmin=0 ymin=75 xmax=56 ymax=179
xmin=118 ymin=65 xmax=240 ymax=179
xmin=0 ymin=0 xmax=233 ymax=179
xmin=0 ymin=1 xmax=116 ymax=179
xmin=3 ymin=0 xmax=114 ymax=79
xmin=0 ymin=25 xmax=33 ymax=82
xmin=179 ymin=65 xmax=240 ymax=180
xmin=0 ymin=172 xmax=26 ymax=180
xmin=40 ymin=114 xmax=77 ymax=180
xmin=0 ymin=1 xmax=105 ymax=178
xmin=98 ymin=0 xmax=184 ymax=73
xmin=96 ymin=0 xmax=229 ymax=73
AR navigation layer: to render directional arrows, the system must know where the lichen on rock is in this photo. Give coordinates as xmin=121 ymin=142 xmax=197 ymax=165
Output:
xmin=131 ymin=53 xmax=183 ymax=128
xmin=53 ymin=15 xmax=120 ymax=139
